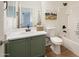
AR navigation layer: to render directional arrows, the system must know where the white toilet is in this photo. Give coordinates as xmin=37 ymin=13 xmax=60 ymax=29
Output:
xmin=45 ymin=27 xmax=63 ymax=55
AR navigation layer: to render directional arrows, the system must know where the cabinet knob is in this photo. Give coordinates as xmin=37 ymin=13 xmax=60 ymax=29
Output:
xmin=0 ymin=40 xmax=3 ymax=46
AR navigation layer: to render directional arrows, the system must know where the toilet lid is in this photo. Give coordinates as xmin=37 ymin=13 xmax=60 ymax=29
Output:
xmin=50 ymin=37 xmax=62 ymax=43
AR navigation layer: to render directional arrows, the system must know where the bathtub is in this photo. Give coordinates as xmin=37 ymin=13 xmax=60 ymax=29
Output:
xmin=60 ymin=36 xmax=79 ymax=56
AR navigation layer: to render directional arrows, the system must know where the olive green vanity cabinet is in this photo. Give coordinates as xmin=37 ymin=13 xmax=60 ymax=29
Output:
xmin=5 ymin=35 xmax=45 ymax=57
xmin=5 ymin=38 xmax=30 ymax=57
xmin=31 ymin=36 xmax=45 ymax=57
xmin=8 ymin=39 xmax=26 ymax=57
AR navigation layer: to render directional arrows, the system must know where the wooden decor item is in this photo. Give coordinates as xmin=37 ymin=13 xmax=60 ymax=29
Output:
xmin=36 ymin=25 xmax=44 ymax=31
xmin=45 ymin=13 xmax=57 ymax=20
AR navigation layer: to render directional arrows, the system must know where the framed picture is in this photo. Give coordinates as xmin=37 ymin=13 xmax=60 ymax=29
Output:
xmin=45 ymin=12 xmax=57 ymax=20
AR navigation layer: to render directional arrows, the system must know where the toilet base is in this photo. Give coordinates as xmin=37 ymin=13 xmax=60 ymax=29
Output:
xmin=50 ymin=44 xmax=61 ymax=55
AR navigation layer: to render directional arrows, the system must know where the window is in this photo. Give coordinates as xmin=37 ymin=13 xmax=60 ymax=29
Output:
xmin=6 ymin=6 xmax=16 ymax=17
xmin=21 ymin=8 xmax=32 ymax=28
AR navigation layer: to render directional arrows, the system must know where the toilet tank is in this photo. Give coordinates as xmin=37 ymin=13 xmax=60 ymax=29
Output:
xmin=45 ymin=27 xmax=56 ymax=37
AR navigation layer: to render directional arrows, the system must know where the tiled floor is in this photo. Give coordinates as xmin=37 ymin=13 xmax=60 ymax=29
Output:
xmin=45 ymin=45 xmax=77 ymax=57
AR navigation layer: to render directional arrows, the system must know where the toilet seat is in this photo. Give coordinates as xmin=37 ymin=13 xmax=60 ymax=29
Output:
xmin=50 ymin=37 xmax=62 ymax=45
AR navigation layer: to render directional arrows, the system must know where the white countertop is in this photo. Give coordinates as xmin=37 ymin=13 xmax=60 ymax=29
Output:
xmin=6 ymin=30 xmax=47 ymax=40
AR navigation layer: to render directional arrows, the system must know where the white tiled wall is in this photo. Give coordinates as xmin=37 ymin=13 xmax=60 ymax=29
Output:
xmin=63 ymin=1 xmax=79 ymax=56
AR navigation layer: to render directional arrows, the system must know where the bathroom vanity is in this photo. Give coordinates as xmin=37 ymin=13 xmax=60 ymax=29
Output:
xmin=5 ymin=31 xmax=47 ymax=57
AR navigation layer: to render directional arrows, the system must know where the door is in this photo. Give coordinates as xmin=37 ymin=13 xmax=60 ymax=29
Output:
xmin=6 ymin=39 xmax=26 ymax=57
xmin=5 ymin=38 xmax=31 ymax=57
xmin=31 ymin=35 xmax=45 ymax=57
xmin=0 ymin=2 xmax=4 ymax=57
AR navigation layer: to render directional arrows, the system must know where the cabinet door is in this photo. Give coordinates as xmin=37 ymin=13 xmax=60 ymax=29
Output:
xmin=25 ymin=38 xmax=30 ymax=57
xmin=6 ymin=39 xmax=26 ymax=57
xmin=30 ymin=35 xmax=45 ymax=57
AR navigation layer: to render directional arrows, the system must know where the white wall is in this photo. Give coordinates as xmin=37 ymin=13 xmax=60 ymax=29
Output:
xmin=56 ymin=1 xmax=68 ymax=36
xmin=63 ymin=2 xmax=79 ymax=56
xmin=4 ymin=1 xmax=17 ymax=33
xmin=41 ymin=1 xmax=58 ymax=27
xmin=0 ymin=1 xmax=4 ymax=56
xmin=68 ymin=2 xmax=79 ymax=43
xmin=41 ymin=1 xmax=59 ymax=35
xmin=41 ymin=1 xmax=68 ymax=36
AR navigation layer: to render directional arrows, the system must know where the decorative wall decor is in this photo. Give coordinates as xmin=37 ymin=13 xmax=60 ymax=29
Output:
xmin=45 ymin=12 xmax=57 ymax=20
